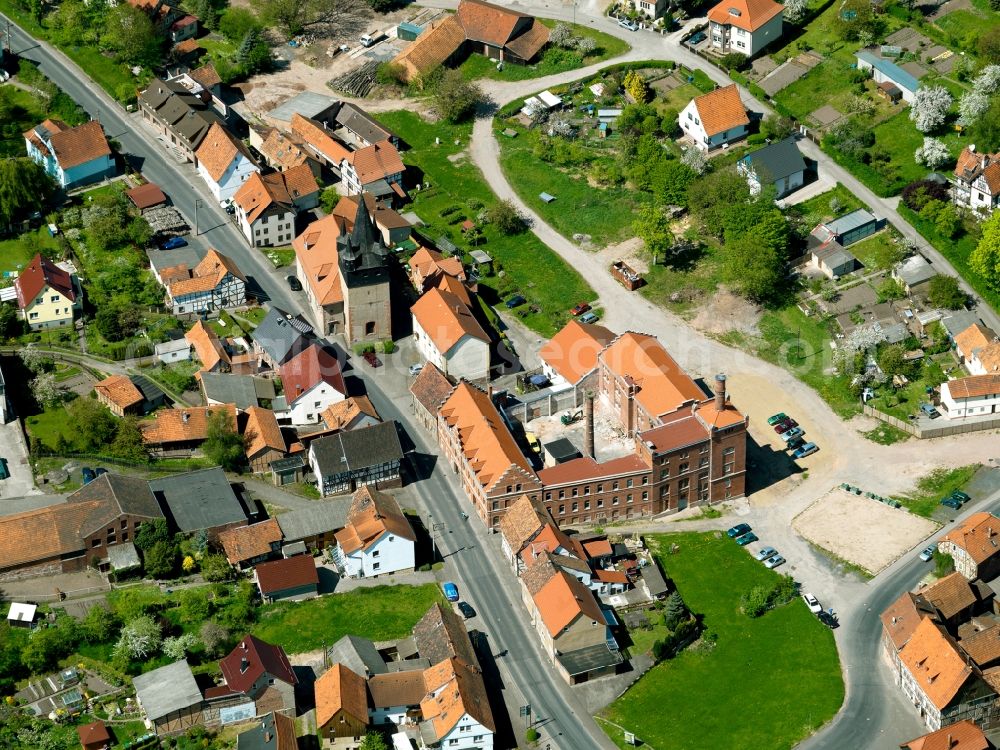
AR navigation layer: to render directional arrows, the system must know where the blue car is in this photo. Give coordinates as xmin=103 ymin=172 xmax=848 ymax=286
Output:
xmin=505 ymin=294 xmax=526 ymax=309
xmin=442 ymin=582 xmax=460 ymax=602
xmin=162 ymin=236 xmax=188 ymax=250
xmin=82 ymin=467 xmax=96 ymax=484
xmin=688 ymin=31 xmax=707 ymax=45
xmin=726 ymin=523 xmax=751 ymax=538
xmin=792 ymin=442 xmax=818 ymax=459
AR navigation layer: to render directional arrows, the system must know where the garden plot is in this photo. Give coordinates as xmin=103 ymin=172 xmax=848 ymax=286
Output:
xmin=793 ymin=487 xmax=939 ymax=575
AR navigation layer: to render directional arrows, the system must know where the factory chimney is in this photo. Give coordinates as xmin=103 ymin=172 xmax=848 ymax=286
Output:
xmin=713 ymin=374 xmax=727 ymax=411
xmin=584 ymin=392 xmax=595 ymax=459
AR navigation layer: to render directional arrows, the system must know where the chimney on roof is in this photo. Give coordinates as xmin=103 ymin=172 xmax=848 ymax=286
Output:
xmin=183 ymin=412 xmax=190 ymax=423
xmin=971 ymin=144 xmax=977 ymax=153
xmin=713 ymin=374 xmax=727 ymax=411
xmin=584 ymin=392 xmax=595 ymax=460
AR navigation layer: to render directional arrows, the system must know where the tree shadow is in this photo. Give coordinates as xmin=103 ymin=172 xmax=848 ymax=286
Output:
xmin=660 ymin=241 xmax=704 ymax=273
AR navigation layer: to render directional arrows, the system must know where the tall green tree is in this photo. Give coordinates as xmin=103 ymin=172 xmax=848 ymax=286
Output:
xmin=970 ymin=211 xmax=1000 ymax=291
xmin=633 ymin=205 xmax=673 ymax=263
xmin=250 ymin=0 xmax=350 ymax=37
xmin=111 ymin=416 xmax=150 ymax=463
xmin=721 ymin=234 xmax=784 ymax=302
xmin=203 ymin=409 xmax=246 ymax=471
xmin=0 ymin=159 xmax=56 ymax=230
xmin=135 ymin=517 xmax=170 ymax=551
xmin=433 ymin=70 xmax=486 ymax=123
xmin=67 ymin=396 xmax=118 ymax=452
xmin=143 ymin=540 xmax=177 ymax=579
xmin=927 ymin=275 xmax=966 ymax=310
xmin=103 ymin=4 xmax=161 ymax=67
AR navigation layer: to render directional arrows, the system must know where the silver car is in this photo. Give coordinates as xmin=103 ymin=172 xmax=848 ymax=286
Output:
xmin=764 ymin=554 xmax=786 ymax=569
xmin=755 ymin=546 xmax=777 ymax=561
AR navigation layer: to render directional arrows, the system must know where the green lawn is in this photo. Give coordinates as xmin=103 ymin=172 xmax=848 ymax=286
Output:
xmin=378 ymin=111 xmax=595 ymax=336
xmin=794 ymin=184 xmax=865 ymax=222
xmin=459 ymin=20 xmax=629 ymax=81
xmin=892 ymin=465 xmax=980 ymax=517
xmin=867 ymin=354 xmax=949 ymax=420
xmin=261 ymin=246 xmax=296 ymax=268
xmin=849 ymin=231 xmax=903 ymax=272
xmin=933 ymin=9 xmax=988 ymax=49
xmin=0 ymin=226 xmax=62 ymax=276
xmin=639 ymin=243 xmax=725 ymax=314
xmin=252 ymin=584 xmax=442 ymax=653
xmin=601 ymin=532 xmax=843 ymax=750
xmin=25 ymin=403 xmax=79 ymax=450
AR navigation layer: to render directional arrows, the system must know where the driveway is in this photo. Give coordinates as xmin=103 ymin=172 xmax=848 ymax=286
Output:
xmin=0 ymin=419 xmax=39 ymax=500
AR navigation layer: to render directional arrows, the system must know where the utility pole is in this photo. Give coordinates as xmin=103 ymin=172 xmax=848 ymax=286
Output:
xmin=195 ymin=198 xmax=203 ymax=236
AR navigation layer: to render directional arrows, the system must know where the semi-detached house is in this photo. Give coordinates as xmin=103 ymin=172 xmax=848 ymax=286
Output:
xmin=331 ymin=486 xmax=415 ymax=578
xmin=276 ymin=343 xmax=346 ymax=425
xmin=138 ymin=78 xmax=223 ymax=162
xmin=411 ymin=285 xmax=491 ymax=382
xmin=15 ymin=253 xmax=81 ymax=330
xmin=941 ymin=374 xmax=1000 ymax=419
xmin=195 ymin=122 xmax=259 ymax=203
xmin=953 ymin=146 xmax=1000 ymax=215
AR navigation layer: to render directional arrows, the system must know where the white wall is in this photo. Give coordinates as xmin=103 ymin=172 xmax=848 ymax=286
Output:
xmin=748 ymin=13 xmax=782 ymax=56
xmin=941 ymin=383 xmax=1000 ymax=418
xmin=239 ymin=208 xmax=297 ymax=248
xmin=200 ymin=153 xmax=259 ymax=203
xmin=340 ymin=531 xmax=415 ymax=577
xmin=287 ymin=381 xmax=345 ymax=425
xmin=412 ymin=317 xmax=490 ymax=382
xmin=439 ymin=714 xmax=494 ymax=750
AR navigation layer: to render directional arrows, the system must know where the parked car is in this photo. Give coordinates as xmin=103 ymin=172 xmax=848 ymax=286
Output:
xmin=735 ymin=532 xmax=758 ymax=546
xmin=764 ymin=554 xmax=785 ymax=569
xmin=0 ymin=457 xmax=9 ymax=480
xmin=579 ymin=311 xmax=599 ymax=324
xmin=774 ymin=419 xmax=798 ymax=434
xmin=952 ymin=490 xmax=971 ymax=504
xmin=525 ymin=432 xmax=541 ymax=454
xmin=161 ymin=236 xmax=188 ymax=250
xmin=802 ymin=593 xmax=822 ymax=614
xmin=781 ymin=427 xmax=805 ymax=443
xmin=442 ymin=582 xmax=460 ymax=602
xmin=688 ymin=31 xmax=707 ymax=45
xmin=941 ymin=496 xmax=962 ymax=509
xmin=766 ymin=412 xmax=787 ymax=426
xmin=362 ymin=351 xmax=382 ymax=367
xmin=755 ymin=546 xmax=777 ymax=561
xmin=919 ymin=402 xmax=941 ymax=418
xmin=81 ymin=467 xmax=96 ymax=484
xmin=726 ymin=523 xmax=752 ymax=538
xmin=618 ymin=18 xmax=639 ymax=30
xmin=570 ymin=302 xmax=592 ymax=316
xmin=919 ymin=545 xmax=937 ymax=562
xmin=785 ymin=436 xmax=805 ymax=452
xmin=505 ymin=294 xmax=526 ymax=308
xmin=286 ymin=275 xmax=302 ymax=291
xmin=408 ymin=363 xmax=424 ymax=376
xmin=457 ymin=601 xmax=476 ymax=619
xmin=792 ymin=442 xmax=819 ymax=459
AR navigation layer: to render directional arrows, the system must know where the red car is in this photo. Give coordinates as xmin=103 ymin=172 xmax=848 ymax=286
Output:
xmin=774 ymin=418 xmax=798 ymax=434
xmin=362 ymin=351 xmax=382 ymax=367
xmin=571 ymin=302 xmax=592 ymax=316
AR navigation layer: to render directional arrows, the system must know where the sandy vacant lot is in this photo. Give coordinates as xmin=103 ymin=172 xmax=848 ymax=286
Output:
xmin=793 ymin=488 xmax=939 ymax=575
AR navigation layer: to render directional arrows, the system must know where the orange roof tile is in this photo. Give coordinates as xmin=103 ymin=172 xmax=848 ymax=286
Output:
xmin=421 ymin=657 xmax=496 ymax=739
xmin=141 ymin=404 xmax=237 ymax=445
xmin=174 ymin=38 xmax=202 ymax=55
xmin=955 ymin=146 xmax=985 ymax=179
xmin=320 ymin=396 xmax=379 ymax=431
xmin=600 ymin=332 xmax=706 ymax=417
xmin=533 ymin=569 xmax=605 ymax=637
xmin=410 ymin=245 xmax=466 ymax=289
xmin=956 ymin=323 xmax=997 ymax=359
xmin=217 ymin=518 xmax=282 ymax=564
xmin=335 ymin=486 xmax=415 ymax=554
xmin=582 ymin=537 xmax=612 ymax=558
xmin=0 ymin=500 xmax=104 ymax=569
xmin=169 ymin=248 xmax=246 ymax=298
xmin=694 ymin=398 xmax=746 ymax=429
xmin=436 ymin=273 xmax=472 ymax=307
xmin=922 ymin=572 xmax=977 ymax=619
xmin=15 ymin=252 xmax=75 ymax=308
xmin=315 ymin=663 xmax=367 ymax=728
xmin=195 ymin=122 xmax=256 ymax=182
xmin=185 ymin=319 xmax=230 ymax=372
xmin=293 ymin=214 xmax=346 ymax=306
xmin=291 ymin=114 xmax=351 ymax=165
xmin=393 ymin=15 xmax=467 ymax=80
xmin=278 ymin=344 xmax=346 ymax=405
xmin=438 ymin=382 xmax=536 ymax=492
xmin=94 ymin=375 xmax=144 ymax=410
xmin=49 ymin=120 xmax=111 ymax=170
xmin=977 ymin=342 xmax=1000 ymax=374
xmin=537 ymin=454 xmax=650 ymax=486
xmin=190 ymin=63 xmax=222 ymax=89
xmin=902 ymin=719 xmax=991 ymax=750
xmin=261 ymin=129 xmax=310 ymax=171
xmin=881 ymin=590 xmax=938 ymax=651
xmin=540 ymin=320 xmax=617 ymax=385
xmin=244 ymin=406 xmax=285 ymax=459
xmin=283 ymin=163 xmax=320 ymax=201
xmin=456 ymin=0 xmax=529 ymax=45
xmin=499 ymin=495 xmax=554 ymax=554
xmin=940 ymin=512 xmax=1000 ymax=567
xmin=234 ymin=166 xmax=318 ymax=226
xmin=898 ymin=617 xmax=978 ymax=710
xmin=960 ymin=625 xmax=1000 ymax=669
xmin=691 ymin=84 xmax=750 ymax=137
xmin=982 ymin=162 xmax=1000 ymax=194
xmin=707 ymin=0 xmax=783 ymax=31
xmin=345 ymin=140 xmax=405 ymax=185
xmin=945 ymin=373 xmax=1000 ymax=400
xmin=410 ymin=362 xmax=454 ymax=416
xmin=411 ymin=286 xmax=490 ymax=355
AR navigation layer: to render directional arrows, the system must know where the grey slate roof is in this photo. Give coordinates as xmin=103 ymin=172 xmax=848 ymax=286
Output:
xmin=942 ymin=311 xmax=982 ymax=338
xmin=334 ymin=102 xmax=396 ymax=145
xmin=149 ymin=467 xmax=249 ymax=532
xmin=130 ymin=375 xmax=165 ymax=404
xmin=253 ymin=307 xmax=311 ymax=365
xmin=107 ymin=542 xmax=141 ymax=571
xmin=825 ymin=208 xmax=879 ymax=237
xmin=275 ymin=498 xmax=352 ymax=541
xmin=741 ymin=136 xmax=807 ymax=182
xmin=327 ymin=634 xmax=388 ymax=677
xmin=133 ymin=660 xmax=203 ymax=721
xmin=310 ymin=421 xmax=403 ymax=477
xmin=640 ymin=559 xmax=668 ymax=598
xmin=69 ymin=473 xmax=163 ymax=536
xmin=412 ymin=603 xmax=479 ymax=668
xmin=139 ymin=79 xmax=223 ymax=150
xmin=200 ymin=373 xmax=276 ymax=410
xmin=895 ymin=255 xmax=937 ymax=288
xmin=268 ymin=91 xmax=338 ymax=122
xmin=556 ymin=643 xmax=623 ymax=677
xmin=155 ymin=338 xmax=191 ymax=356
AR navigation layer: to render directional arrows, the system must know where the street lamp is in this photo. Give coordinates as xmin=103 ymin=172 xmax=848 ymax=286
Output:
xmin=195 ymin=198 xmax=203 ymax=236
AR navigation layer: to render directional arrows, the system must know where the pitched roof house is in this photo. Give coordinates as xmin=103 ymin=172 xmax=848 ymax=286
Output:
xmin=195 ymin=122 xmax=259 ymax=203
xmin=254 ymin=554 xmax=319 ymax=602
xmin=276 ymin=343 xmax=346 ymax=425
xmin=77 ymin=720 xmax=111 ymax=750
xmin=499 ymin=495 xmax=574 ymax=572
xmin=244 ymin=406 xmax=288 ymax=474
xmin=138 ymin=78 xmax=224 ymax=161
xmin=856 ymin=49 xmax=921 ymax=104
xmin=292 ymin=213 xmax=348 ymax=335
xmin=341 ymin=140 xmax=406 ymax=200
xmin=320 ymin=395 xmax=380 ymax=433
xmin=408 ymin=246 xmax=466 ymax=292
xmin=23 ymin=119 xmax=114 ymax=189
xmin=219 ymin=636 xmax=297 ymax=714
xmin=252 ymin=306 xmax=313 ymax=371
xmin=953 ymin=145 xmax=1000 ymax=215
xmin=412 ymin=603 xmax=481 ymax=668
xmin=419 ymin=656 xmax=496 ymax=748
xmin=165 ymin=248 xmax=246 ymax=314
xmin=333 ymin=486 xmax=416 ymax=577
xmin=132 ymin=660 xmax=204 ymax=736
xmin=308 ymin=421 xmax=404 ymax=497
xmin=235 ymin=712 xmax=298 ymax=750
xmin=922 ymin=572 xmax=978 ymax=626
xmin=409 ymin=362 xmax=454 ymax=433
xmin=707 ymin=0 xmax=783 ymax=56
xmin=938 ymin=513 xmax=1000 ymax=581
xmin=232 ymin=166 xmax=319 ymax=248
xmin=315 ymin=663 xmax=368 ymax=743
xmin=437 ymin=382 xmax=542 ymax=529
xmin=218 ymin=518 xmax=283 ymax=568
xmin=411 ymin=286 xmax=491 ymax=382
xmin=678 ymin=84 xmax=750 ymax=151
xmin=941 ymin=373 xmax=1000 ymax=419
xmin=736 ymin=136 xmax=807 ymax=198
xmin=141 ymin=404 xmax=238 ymax=456
xmin=259 ymin=128 xmax=317 ymax=175
xmin=148 ymin=466 xmax=250 ymax=534
xmin=539 ymin=319 xmax=617 ymax=388
xmin=290 ymin=113 xmax=351 ymax=169
xmin=15 ymin=253 xmax=80 ymax=331
xmin=900 ymin=720 xmax=993 ymax=750
xmin=393 ymin=0 xmax=550 ymax=82
xmin=94 ymin=374 xmax=146 ymax=417
xmin=955 ymin=323 xmax=998 ymax=367
xmin=185 ymin=319 xmax=231 ymax=373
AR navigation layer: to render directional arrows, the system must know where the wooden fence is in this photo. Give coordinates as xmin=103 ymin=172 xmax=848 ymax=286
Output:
xmin=863 ymin=405 xmax=1000 ymax=439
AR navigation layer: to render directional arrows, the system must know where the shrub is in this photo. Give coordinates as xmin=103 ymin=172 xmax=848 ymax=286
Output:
xmin=720 ymin=52 xmax=749 ymax=71
xmin=901 ymin=179 xmax=950 ymax=211
xmin=526 ymin=727 xmax=540 ymax=743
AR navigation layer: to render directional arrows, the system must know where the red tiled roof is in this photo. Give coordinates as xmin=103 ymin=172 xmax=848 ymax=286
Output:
xmin=411 ymin=286 xmax=490 ymax=355
xmin=393 ymin=15 xmax=467 ymax=80
xmin=600 ymin=332 xmax=706 ymax=418
xmin=691 ymin=84 xmax=750 ymax=137
xmin=254 ymin=554 xmax=319 ymax=595
xmin=244 ymin=406 xmax=285 ymax=459
xmin=195 ymin=122 xmax=255 ymax=182
xmin=94 ymin=374 xmax=145 ymax=411
xmin=127 ymin=182 xmax=167 ymax=209
xmin=945 ymin=374 xmax=1000 ymax=401
xmin=291 ymin=113 xmax=351 ymax=165
xmin=533 ymin=569 xmax=605 ymax=636
xmin=141 ymin=404 xmax=237 ymax=445
xmin=217 ymin=518 xmax=282 ymax=565
xmin=537 ymin=454 xmax=649 ymax=487
xmin=278 ymin=344 xmax=346 ymax=406
xmin=707 ymin=0 xmax=783 ymax=31
xmin=345 ymin=140 xmax=405 ymax=185
xmin=902 ymin=719 xmax=991 ymax=750
xmin=15 ymin=253 xmax=75 ymax=308
xmin=940 ymin=512 xmax=1000 ymax=566
xmin=77 ymin=721 xmax=110 ymax=746
xmin=24 ymin=119 xmax=111 ymax=170
xmin=219 ymin=635 xmax=297 ymax=694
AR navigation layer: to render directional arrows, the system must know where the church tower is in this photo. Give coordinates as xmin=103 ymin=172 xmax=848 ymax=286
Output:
xmin=337 ymin=197 xmax=392 ymax=344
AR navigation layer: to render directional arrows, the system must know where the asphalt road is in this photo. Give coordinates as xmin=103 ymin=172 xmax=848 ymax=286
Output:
xmin=3 ymin=17 xmax=612 ymax=750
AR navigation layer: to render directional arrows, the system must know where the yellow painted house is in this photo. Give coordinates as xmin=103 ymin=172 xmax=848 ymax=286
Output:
xmin=15 ymin=253 xmax=81 ymax=330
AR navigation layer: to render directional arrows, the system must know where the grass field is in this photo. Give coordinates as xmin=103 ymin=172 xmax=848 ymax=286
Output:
xmin=377 ymin=111 xmax=595 ymax=336
xmin=601 ymin=532 xmax=843 ymax=750
xmin=0 ymin=227 xmax=63 ymax=277
xmin=253 ymin=584 xmax=442 ymax=653
xmin=866 ymin=354 xmax=949 ymax=421
xmin=459 ymin=20 xmax=629 ymax=81
xmin=893 ymin=465 xmax=980 ymax=517
xmin=934 ymin=9 xmax=988 ymax=48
